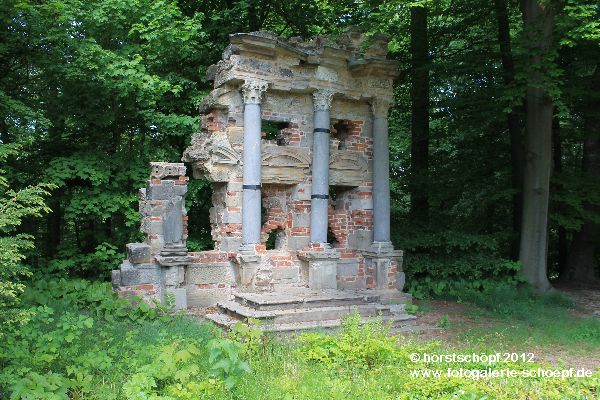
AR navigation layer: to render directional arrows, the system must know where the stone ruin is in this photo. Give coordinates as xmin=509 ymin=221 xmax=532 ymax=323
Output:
xmin=112 ymin=31 xmax=415 ymax=330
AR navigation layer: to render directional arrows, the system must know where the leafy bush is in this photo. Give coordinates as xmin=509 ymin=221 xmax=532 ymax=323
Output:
xmin=297 ymin=311 xmax=400 ymax=369
xmin=123 ymin=341 xmax=227 ymax=399
xmin=22 ymin=278 xmax=161 ymax=322
xmin=0 ymin=144 xmax=54 ymax=338
xmin=396 ymin=228 xmax=524 ymax=299
xmin=207 ymin=339 xmax=252 ymax=389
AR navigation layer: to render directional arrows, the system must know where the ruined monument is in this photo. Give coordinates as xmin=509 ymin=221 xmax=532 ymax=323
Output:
xmin=111 ymin=30 xmax=415 ymax=330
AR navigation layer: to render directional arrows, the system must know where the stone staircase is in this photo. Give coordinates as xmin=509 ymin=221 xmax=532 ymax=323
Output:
xmin=205 ymin=288 xmax=416 ymax=332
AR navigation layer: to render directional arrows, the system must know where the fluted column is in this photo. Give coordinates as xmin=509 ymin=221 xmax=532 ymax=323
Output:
xmin=310 ymin=89 xmax=335 ymax=244
xmin=241 ymin=80 xmax=268 ymax=246
xmin=371 ymin=98 xmax=392 ymax=244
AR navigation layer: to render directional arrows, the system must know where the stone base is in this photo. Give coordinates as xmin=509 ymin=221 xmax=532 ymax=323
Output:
xmin=237 ymin=244 xmax=273 ymax=292
xmin=364 ymin=241 xmax=404 ymax=291
xmin=299 ymin=250 xmax=340 ymax=290
xmin=156 ymin=254 xmax=193 ymax=267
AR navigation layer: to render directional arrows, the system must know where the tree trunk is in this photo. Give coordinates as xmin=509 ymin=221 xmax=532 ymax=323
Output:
xmin=564 ymin=65 xmax=600 ymax=283
xmin=494 ymin=0 xmax=523 ymax=260
xmin=519 ymin=0 xmax=556 ymax=292
xmin=552 ymin=117 xmax=569 ymax=276
xmin=409 ymin=5 xmax=430 ymax=225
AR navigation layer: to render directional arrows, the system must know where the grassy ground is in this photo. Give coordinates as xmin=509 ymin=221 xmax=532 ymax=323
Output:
xmin=409 ymin=287 xmax=600 ymax=371
xmin=1 ymin=280 xmax=599 ymax=399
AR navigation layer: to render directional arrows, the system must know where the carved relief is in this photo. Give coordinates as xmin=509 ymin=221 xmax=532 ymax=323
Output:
xmin=315 ymin=66 xmax=338 ymax=83
xmin=241 ymin=79 xmax=269 ymax=105
xmin=150 ymin=162 xmax=186 ymax=179
xmin=261 ymin=145 xmax=311 ymax=184
xmin=329 ymin=151 xmax=368 ymax=187
xmin=183 ymin=137 xmax=241 ymax=182
xmin=367 ymin=78 xmax=392 ymax=89
xmin=312 ymin=89 xmax=335 ymax=111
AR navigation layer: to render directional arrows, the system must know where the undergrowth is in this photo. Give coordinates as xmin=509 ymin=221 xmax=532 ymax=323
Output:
xmin=1 ymin=278 xmax=599 ymax=399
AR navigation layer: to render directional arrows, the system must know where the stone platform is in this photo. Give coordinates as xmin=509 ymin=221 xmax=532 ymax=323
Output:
xmin=205 ymin=288 xmax=416 ymax=332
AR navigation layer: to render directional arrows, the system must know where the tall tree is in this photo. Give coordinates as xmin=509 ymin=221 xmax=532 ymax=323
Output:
xmin=564 ymin=65 xmax=600 ymax=283
xmin=494 ymin=0 xmax=523 ymax=260
xmin=409 ymin=5 xmax=430 ymax=225
xmin=518 ymin=0 xmax=558 ymax=292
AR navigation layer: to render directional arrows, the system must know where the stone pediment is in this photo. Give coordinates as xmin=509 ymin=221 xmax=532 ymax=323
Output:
xmin=329 ymin=151 xmax=368 ymax=187
xmin=212 ymin=143 xmax=240 ymax=165
xmin=183 ymin=138 xmax=241 ymax=181
xmin=262 ymin=145 xmax=310 ymax=184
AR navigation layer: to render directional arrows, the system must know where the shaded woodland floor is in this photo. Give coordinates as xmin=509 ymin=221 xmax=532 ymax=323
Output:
xmin=407 ymin=289 xmax=600 ymax=371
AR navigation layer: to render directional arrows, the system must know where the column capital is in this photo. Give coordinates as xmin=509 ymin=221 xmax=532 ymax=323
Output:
xmin=241 ymin=80 xmax=269 ymax=105
xmin=312 ymin=89 xmax=335 ymax=111
xmin=371 ymin=98 xmax=393 ymax=118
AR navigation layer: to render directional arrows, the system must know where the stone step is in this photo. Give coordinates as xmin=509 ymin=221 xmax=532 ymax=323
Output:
xmin=217 ymin=299 xmax=406 ymax=325
xmin=205 ymin=312 xmax=417 ymax=332
xmin=261 ymin=315 xmax=417 ymax=332
xmin=232 ymin=288 xmax=407 ymax=311
xmin=205 ymin=312 xmax=239 ymax=329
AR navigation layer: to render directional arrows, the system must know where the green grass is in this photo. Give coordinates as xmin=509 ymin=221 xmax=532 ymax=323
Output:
xmin=453 ymin=286 xmax=600 ymax=353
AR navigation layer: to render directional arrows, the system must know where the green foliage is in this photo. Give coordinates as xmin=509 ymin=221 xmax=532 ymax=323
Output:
xmin=207 ymin=338 xmax=252 ymax=389
xmin=229 ymin=319 xmax=264 ymax=358
xmin=123 ymin=341 xmax=227 ymax=399
xmin=0 ymin=277 xmax=217 ymax=399
xmin=397 ymin=227 xmax=524 ymax=299
xmin=298 ymin=310 xmax=399 ymax=369
xmin=22 ymin=278 xmax=162 ymax=322
xmin=0 ymin=144 xmax=54 ymax=338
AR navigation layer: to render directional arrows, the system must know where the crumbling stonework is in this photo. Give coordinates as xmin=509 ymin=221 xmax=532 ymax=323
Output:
xmin=113 ymin=30 xmax=405 ymax=309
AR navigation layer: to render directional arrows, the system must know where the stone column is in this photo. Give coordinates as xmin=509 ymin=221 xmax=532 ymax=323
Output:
xmin=371 ymin=98 xmax=392 ymax=244
xmin=365 ymin=99 xmax=404 ymax=291
xmin=241 ymin=80 xmax=268 ymax=246
xmin=238 ymin=80 xmax=271 ymax=291
xmin=310 ymin=89 xmax=334 ymax=244
xmin=301 ymin=89 xmax=339 ymax=290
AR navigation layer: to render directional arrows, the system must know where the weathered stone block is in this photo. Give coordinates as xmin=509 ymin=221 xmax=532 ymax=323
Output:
xmin=347 ymin=230 xmax=373 ymax=250
xmin=337 ymin=259 xmax=358 ymax=276
xmin=287 ymin=236 xmax=310 ymax=251
xmin=291 ymin=184 xmax=311 ymax=201
xmin=163 ymin=266 xmax=185 ymax=286
xmin=272 ymin=265 xmax=299 ymax=281
xmin=218 ymin=237 xmax=243 ymax=252
xmin=119 ymin=261 xmax=162 ymax=286
xmin=166 ymin=287 xmax=187 ymax=310
xmin=186 ymin=286 xmax=232 ymax=307
xmin=337 ymin=277 xmax=367 ymax=290
xmin=300 ymin=251 xmax=340 ymax=290
xmin=187 ymin=263 xmax=235 ymax=285
xmin=126 ymin=243 xmax=152 ymax=264
xmin=147 ymin=180 xmax=175 ymax=200
xmin=396 ymin=272 xmax=406 ymax=291
xmin=111 ymin=270 xmax=121 ymax=288
xmin=173 ymin=185 xmax=187 ymax=196
xmin=222 ymin=210 xmax=242 ymax=224
xmin=348 ymin=198 xmax=373 ymax=210
xmin=292 ymin=212 xmax=310 ymax=228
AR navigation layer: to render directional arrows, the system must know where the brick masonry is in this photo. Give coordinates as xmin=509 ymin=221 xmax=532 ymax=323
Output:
xmin=114 ymin=30 xmax=404 ymax=308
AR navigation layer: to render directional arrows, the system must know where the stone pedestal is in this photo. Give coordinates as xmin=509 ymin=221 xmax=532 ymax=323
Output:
xmin=299 ymin=250 xmax=340 ymax=290
xmin=112 ymin=162 xmax=191 ymax=310
xmin=238 ymin=245 xmax=273 ymax=292
xmin=364 ymin=241 xmax=404 ymax=291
